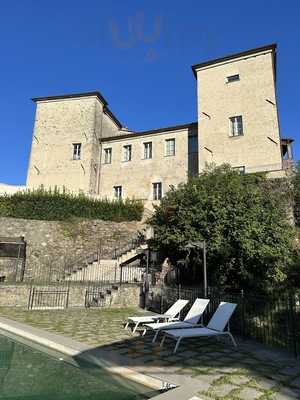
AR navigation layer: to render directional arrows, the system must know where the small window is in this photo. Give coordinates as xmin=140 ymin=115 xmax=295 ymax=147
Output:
xmin=114 ymin=186 xmax=122 ymax=199
xmin=104 ymin=148 xmax=112 ymax=164
xmin=73 ymin=143 xmax=81 ymax=160
xmin=153 ymin=182 xmax=162 ymax=200
xmin=143 ymin=142 xmax=152 ymax=159
xmin=227 ymin=74 xmax=240 ymax=83
xmin=233 ymin=166 xmax=245 ymax=175
xmin=230 ymin=116 xmax=243 ymax=137
xmin=165 ymin=139 xmax=175 ymax=156
xmin=123 ymin=145 xmax=132 ymax=162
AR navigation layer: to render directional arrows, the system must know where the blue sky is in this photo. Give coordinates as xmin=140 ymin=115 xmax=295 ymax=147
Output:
xmin=0 ymin=0 xmax=299 ymax=185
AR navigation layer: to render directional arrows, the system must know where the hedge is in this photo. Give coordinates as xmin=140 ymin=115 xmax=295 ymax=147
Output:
xmin=0 ymin=189 xmax=144 ymax=222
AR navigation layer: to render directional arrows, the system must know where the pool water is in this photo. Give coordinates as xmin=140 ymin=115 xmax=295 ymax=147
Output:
xmin=0 ymin=332 xmax=158 ymax=399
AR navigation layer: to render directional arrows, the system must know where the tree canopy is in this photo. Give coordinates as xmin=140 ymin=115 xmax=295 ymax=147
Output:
xmin=148 ymin=165 xmax=296 ymax=293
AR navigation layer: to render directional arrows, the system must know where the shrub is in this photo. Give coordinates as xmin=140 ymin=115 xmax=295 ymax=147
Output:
xmin=148 ymin=164 xmax=297 ymax=293
xmin=0 ymin=188 xmax=143 ymax=222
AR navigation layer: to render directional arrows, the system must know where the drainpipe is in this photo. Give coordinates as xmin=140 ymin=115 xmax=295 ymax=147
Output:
xmin=96 ymin=105 xmax=104 ymax=195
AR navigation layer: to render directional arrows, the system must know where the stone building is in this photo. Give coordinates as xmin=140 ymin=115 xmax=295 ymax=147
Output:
xmin=26 ymin=43 xmax=294 ymax=209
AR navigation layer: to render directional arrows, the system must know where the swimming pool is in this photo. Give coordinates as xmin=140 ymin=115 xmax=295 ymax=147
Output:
xmin=0 ymin=331 xmax=159 ymax=399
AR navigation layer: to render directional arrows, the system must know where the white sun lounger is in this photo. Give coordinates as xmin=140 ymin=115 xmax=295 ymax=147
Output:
xmin=125 ymin=299 xmax=189 ymax=334
xmin=143 ymin=298 xmax=210 ymax=343
xmin=160 ymin=301 xmax=237 ymax=353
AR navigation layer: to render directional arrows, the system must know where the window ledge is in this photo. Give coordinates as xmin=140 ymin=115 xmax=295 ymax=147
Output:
xmin=229 ymin=134 xmax=244 ymax=139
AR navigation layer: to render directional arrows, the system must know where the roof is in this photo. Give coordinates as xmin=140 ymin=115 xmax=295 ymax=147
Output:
xmin=191 ymin=44 xmax=277 ymax=77
xmin=101 ymin=122 xmax=198 ymax=142
xmin=32 ymin=91 xmax=108 ymax=106
xmin=31 ymin=91 xmax=123 ymax=129
xmin=103 ymin=106 xmax=123 ymax=129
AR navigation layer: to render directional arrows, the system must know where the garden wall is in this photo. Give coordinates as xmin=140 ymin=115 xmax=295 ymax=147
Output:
xmin=0 ymin=217 xmax=144 ymax=281
xmin=0 ymin=284 xmax=141 ymax=308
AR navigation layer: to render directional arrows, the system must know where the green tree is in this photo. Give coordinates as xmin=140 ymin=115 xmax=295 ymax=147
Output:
xmin=148 ymin=165 xmax=296 ymax=293
xmin=293 ymin=161 xmax=300 ymax=226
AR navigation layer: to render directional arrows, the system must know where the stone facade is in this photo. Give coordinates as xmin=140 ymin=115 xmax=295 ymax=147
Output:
xmin=0 ymin=217 xmax=143 ymax=281
xmin=23 ymin=44 xmax=294 ymax=208
xmin=193 ymin=45 xmax=283 ymax=174
xmin=99 ymin=124 xmax=198 ymax=207
xmin=0 ymin=183 xmax=26 ymax=195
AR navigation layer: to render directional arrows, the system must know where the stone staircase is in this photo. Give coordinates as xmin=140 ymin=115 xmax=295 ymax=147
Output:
xmin=84 ymin=283 xmax=120 ymax=308
xmin=64 ymin=227 xmax=152 ymax=283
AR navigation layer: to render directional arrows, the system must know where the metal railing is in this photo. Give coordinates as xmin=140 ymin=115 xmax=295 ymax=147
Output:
xmin=113 ymin=231 xmax=146 ymax=260
xmin=28 ymin=286 xmax=70 ymax=310
xmin=147 ymin=286 xmax=300 ymax=357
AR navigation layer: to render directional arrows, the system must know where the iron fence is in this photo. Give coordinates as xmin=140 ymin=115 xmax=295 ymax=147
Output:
xmin=28 ymin=286 xmax=70 ymax=310
xmin=147 ymin=285 xmax=300 ymax=357
xmin=84 ymin=285 xmax=117 ymax=308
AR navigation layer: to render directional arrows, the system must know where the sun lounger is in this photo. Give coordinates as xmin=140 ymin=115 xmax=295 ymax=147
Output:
xmin=160 ymin=301 xmax=237 ymax=353
xmin=143 ymin=298 xmax=210 ymax=343
xmin=125 ymin=299 xmax=189 ymax=334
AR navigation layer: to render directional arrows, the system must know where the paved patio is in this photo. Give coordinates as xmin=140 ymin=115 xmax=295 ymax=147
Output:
xmin=0 ymin=306 xmax=300 ymax=399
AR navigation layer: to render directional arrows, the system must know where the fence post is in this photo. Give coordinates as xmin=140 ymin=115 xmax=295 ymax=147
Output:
xmin=240 ymin=289 xmax=246 ymax=338
xmin=114 ymin=263 xmax=117 ymax=283
xmin=28 ymin=286 xmax=33 ymax=310
xmin=119 ymin=265 xmax=123 ymax=286
xmin=65 ymin=286 xmax=70 ymax=309
xmin=178 ymin=284 xmax=181 ymax=299
xmin=288 ymin=293 xmax=298 ymax=358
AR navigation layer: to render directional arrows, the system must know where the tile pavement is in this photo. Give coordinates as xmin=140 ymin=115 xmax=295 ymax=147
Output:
xmin=1 ymin=306 xmax=300 ymax=399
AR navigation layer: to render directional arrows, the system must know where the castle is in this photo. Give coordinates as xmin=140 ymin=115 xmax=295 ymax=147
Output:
xmin=23 ymin=43 xmax=293 ymax=209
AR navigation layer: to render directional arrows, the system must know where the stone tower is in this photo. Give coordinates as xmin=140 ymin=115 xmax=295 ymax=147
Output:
xmin=26 ymin=92 xmax=122 ymax=194
xmin=192 ymin=44 xmax=283 ymax=175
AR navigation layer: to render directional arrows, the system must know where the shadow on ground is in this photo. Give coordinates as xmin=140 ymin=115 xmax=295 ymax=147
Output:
xmin=77 ymin=326 xmax=300 ymax=400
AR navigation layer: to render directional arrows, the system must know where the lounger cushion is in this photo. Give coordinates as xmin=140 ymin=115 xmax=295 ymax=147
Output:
xmin=165 ymin=327 xmax=221 ymax=338
xmin=127 ymin=316 xmax=157 ymax=323
xmin=128 ymin=314 xmax=175 ymax=323
xmin=145 ymin=321 xmax=194 ymax=330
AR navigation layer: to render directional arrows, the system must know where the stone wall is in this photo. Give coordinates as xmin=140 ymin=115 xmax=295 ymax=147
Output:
xmin=195 ymin=46 xmax=282 ymax=174
xmin=0 ymin=183 xmax=25 ymax=195
xmin=0 ymin=259 xmax=24 ymax=282
xmin=0 ymin=284 xmax=140 ymax=308
xmin=0 ymin=285 xmax=31 ymax=307
xmin=0 ymin=217 xmax=144 ymax=281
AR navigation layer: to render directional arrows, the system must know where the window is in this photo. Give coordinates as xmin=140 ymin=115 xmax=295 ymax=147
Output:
xmin=73 ymin=143 xmax=81 ymax=160
xmin=165 ymin=139 xmax=175 ymax=156
xmin=143 ymin=142 xmax=152 ymax=159
xmin=104 ymin=148 xmax=112 ymax=164
xmin=114 ymin=186 xmax=122 ymax=199
xmin=227 ymin=74 xmax=240 ymax=83
xmin=233 ymin=166 xmax=245 ymax=175
xmin=153 ymin=182 xmax=162 ymax=200
xmin=123 ymin=145 xmax=132 ymax=162
xmin=230 ymin=116 xmax=243 ymax=137
xmin=188 ymin=135 xmax=198 ymax=153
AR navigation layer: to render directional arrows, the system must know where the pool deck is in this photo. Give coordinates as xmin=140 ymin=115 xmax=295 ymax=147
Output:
xmin=0 ymin=307 xmax=300 ymax=399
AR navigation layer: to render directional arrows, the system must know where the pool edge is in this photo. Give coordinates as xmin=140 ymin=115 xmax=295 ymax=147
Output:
xmin=0 ymin=316 xmax=165 ymax=392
